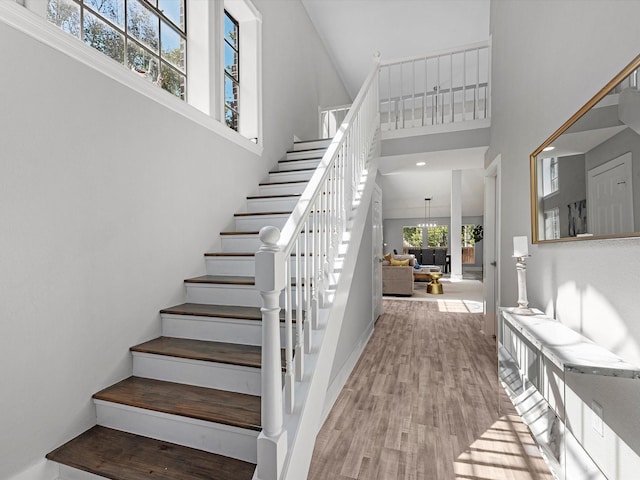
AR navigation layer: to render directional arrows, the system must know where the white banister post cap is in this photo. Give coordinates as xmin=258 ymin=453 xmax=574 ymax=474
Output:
xmin=373 ymin=51 xmax=381 ymax=63
xmin=259 ymin=226 xmax=280 ymax=247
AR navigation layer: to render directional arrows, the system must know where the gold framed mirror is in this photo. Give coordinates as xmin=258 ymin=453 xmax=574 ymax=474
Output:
xmin=531 ymin=53 xmax=640 ymax=243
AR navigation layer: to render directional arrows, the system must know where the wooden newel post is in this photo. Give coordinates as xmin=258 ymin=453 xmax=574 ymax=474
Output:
xmin=254 ymin=226 xmax=287 ymax=480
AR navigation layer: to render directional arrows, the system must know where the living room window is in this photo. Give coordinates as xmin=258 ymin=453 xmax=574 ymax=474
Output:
xmin=46 ymin=0 xmax=187 ymax=99
xmin=402 ymin=226 xmax=423 ymax=249
xmin=427 ymin=225 xmax=448 ymax=247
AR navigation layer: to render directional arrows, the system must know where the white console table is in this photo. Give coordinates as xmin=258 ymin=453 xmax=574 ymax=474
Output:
xmin=498 ymin=307 xmax=640 ymax=480
xmin=499 ymin=307 xmax=638 ymax=375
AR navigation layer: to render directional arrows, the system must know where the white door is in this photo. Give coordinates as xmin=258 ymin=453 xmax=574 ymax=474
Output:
xmin=588 ymin=153 xmax=634 ymax=235
xmin=372 ymin=185 xmax=384 ymax=320
xmin=483 ymin=155 xmax=501 ymax=336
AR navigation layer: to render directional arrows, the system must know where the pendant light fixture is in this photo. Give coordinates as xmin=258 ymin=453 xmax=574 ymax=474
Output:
xmin=418 ymin=197 xmax=436 ymax=228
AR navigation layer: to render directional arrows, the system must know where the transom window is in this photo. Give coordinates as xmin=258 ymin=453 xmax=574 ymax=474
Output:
xmin=224 ymin=10 xmax=240 ymax=131
xmin=46 ymin=0 xmax=187 ymax=99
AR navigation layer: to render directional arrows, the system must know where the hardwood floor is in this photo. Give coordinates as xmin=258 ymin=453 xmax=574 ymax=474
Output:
xmin=308 ymin=299 xmax=553 ymax=480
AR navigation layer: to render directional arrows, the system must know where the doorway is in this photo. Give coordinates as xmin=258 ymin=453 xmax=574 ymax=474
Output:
xmin=587 ymin=153 xmax=634 ymax=235
xmin=483 ymin=155 xmax=501 ymax=336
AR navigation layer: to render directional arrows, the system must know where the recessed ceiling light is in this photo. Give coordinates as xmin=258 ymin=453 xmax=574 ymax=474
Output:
xmin=543 ymin=146 xmax=555 ymax=152
xmin=416 ymin=161 xmax=426 ymax=166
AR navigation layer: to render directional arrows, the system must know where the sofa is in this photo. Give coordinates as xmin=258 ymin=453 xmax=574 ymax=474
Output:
xmin=382 ymin=254 xmax=415 ymax=296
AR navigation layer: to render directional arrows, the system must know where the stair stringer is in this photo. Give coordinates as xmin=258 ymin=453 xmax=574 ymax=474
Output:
xmin=276 ymin=155 xmax=380 ymax=480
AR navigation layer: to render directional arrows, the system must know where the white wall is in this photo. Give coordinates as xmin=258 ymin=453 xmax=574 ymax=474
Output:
xmin=0 ymin=1 xmax=349 ymax=478
xmin=489 ymin=1 xmax=640 ymax=477
xmin=329 ymin=200 xmax=374 ymax=384
xmin=489 ymin=0 xmax=640 ymax=365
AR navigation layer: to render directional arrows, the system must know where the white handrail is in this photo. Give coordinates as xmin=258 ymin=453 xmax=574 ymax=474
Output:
xmin=254 ymin=54 xmax=381 ymax=480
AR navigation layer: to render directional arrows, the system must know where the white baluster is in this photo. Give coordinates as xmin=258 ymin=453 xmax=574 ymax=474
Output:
xmin=304 ymin=221 xmax=312 ymax=354
xmin=255 ymin=226 xmax=287 ymax=480
xmin=473 ymin=48 xmax=480 ymax=120
xmin=284 ymin=261 xmax=293 ymax=414
xmin=295 ymin=235 xmax=304 ymax=382
xmin=450 ymin=52 xmax=454 ymax=123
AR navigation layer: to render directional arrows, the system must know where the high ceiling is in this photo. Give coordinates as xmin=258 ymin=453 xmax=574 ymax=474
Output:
xmin=301 ymin=0 xmax=491 ymax=98
xmin=301 ymin=0 xmax=491 ymax=219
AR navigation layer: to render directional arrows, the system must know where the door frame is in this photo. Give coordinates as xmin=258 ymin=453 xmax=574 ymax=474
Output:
xmin=372 ymin=184 xmax=384 ymax=321
xmin=483 ymin=154 xmax=501 ymax=336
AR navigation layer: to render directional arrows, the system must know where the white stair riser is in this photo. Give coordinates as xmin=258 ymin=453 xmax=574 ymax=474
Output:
xmin=267 ymin=169 xmax=314 ymax=183
xmin=185 ymin=283 xmax=299 ymax=308
xmin=256 ymin=182 xmax=308 ymax=196
xmin=286 ymin=149 xmax=326 ymax=161
xmin=246 ymin=196 xmax=300 ymax=213
xmin=220 ymin=234 xmax=318 ymax=253
xmin=206 ymin=256 xmax=255 ymax=276
xmin=292 ymin=139 xmax=331 ymax=151
xmin=277 ymin=158 xmax=321 ymax=172
xmin=221 ymin=235 xmax=261 ymax=253
xmin=58 ymin=465 xmax=107 ymax=480
xmin=205 ymin=256 xmax=302 ymax=276
xmin=161 ymin=314 xmax=288 ymax=346
xmin=235 ymin=214 xmax=289 ymax=231
xmin=94 ymin=400 xmax=258 ymax=463
xmin=132 ymin=352 xmax=261 ymax=395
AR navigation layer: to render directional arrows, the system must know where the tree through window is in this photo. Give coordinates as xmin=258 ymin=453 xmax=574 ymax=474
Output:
xmin=46 ymin=0 xmax=187 ymax=99
xmin=224 ymin=10 xmax=240 ymax=131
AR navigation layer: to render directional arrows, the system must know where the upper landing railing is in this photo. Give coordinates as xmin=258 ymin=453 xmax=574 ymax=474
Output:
xmin=254 ymin=54 xmax=380 ymax=480
xmin=319 ymin=42 xmax=490 ymax=139
xmin=379 ymin=41 xmax=490 ymax=132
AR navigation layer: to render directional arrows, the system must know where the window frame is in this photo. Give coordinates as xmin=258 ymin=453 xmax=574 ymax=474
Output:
xmin=223 ymin=9 xmax=240 ymax=131
xmin=7 ymin=0 xmax=262 ymax=154
xmin=46 ymin=0 xmax=188 ymax=99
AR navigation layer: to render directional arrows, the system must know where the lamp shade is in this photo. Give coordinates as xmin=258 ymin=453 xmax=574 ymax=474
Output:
xmin=513 ymin=236 xmax=528 ymax=257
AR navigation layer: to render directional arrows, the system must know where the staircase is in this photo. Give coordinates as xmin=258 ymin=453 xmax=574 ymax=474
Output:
xmin=46 ymin=139 xmax=332 ymax=480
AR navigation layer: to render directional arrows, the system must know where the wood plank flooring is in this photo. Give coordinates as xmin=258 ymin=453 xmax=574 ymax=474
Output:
xmin=308 ymin=299 xmax=553 ymax=480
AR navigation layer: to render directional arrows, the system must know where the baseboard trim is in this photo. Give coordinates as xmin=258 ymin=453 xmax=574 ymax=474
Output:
xmin=8 ymin=459 xmax=58 ymax=480
xmin=320 ymin=321 xmax=374 ymax=425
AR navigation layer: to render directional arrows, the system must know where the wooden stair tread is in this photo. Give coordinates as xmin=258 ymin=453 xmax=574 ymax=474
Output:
xmin=132 ymin=337 xmax=261 ymax=369
xmin=246 ymin=193 xmax=301 ymax=199
xmin=234 ymin=211 xmax=292 ymax=217
xmin=131 ymin=337 xmax=285 ymax=370
xmin=220 ymin=231 xmax=260 ymax=236
xmin=279 ymin=156 xmax=323 ymax=163
xmin=93 ymin=377 xmax=261 ymax=431
xmin=184 ymin=275 xmax=309 ymax=287
xmin=46 ymin=425 xmax=255 ymax=480
xmin=291 ymin=139 xmax=330 ymax=146
xmin=269 ymin=167 xmax=316 ymax=174
xmin=160 ymin=303 xmax=293 ymax=322
xmin=185 ymin=275 xmax=255 ymax=285
xmin=258 ymin=180 xmax=308 ymax=186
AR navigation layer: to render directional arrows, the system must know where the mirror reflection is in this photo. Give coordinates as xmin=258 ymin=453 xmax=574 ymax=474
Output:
xmin=532 ymin=54 xmax=640 ymax=242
